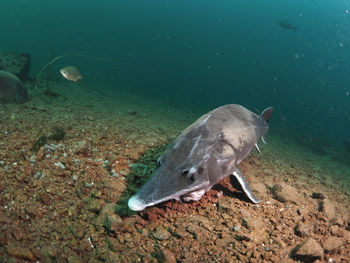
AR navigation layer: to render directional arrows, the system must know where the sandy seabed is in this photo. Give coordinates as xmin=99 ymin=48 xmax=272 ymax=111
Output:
xmin=0 ymin=80 xmax=349 ymax=262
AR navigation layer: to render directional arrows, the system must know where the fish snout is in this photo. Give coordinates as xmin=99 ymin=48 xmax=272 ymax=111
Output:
xmin=128 ymin=194 xmax=147 ymax=211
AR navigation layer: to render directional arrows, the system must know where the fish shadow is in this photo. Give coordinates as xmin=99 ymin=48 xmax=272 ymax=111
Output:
xmin=212 ymin=174 xmax=252 ymax=203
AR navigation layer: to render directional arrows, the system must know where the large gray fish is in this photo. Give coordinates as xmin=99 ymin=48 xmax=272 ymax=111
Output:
xmin=128 ymin=104 xmax=273 ymax=211
xmin=0 ymin=70 xmax=27 ymax=104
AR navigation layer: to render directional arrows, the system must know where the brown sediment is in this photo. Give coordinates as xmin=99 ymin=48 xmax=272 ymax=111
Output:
xmin=0 ymin=81 xmax=349 ymax=262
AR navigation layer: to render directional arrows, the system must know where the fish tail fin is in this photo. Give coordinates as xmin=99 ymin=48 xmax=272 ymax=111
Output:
xmin=261 ymin=107 xmax=273 ymax=123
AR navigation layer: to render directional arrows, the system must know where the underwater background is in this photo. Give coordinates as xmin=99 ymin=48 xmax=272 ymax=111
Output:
xmin=1 ymin=0 xmax=350 ymax=156
xmin=2 ymin=1 xmax=350 ymax=262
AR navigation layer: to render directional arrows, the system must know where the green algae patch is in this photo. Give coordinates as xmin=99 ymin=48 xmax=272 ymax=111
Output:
xmin=31 ymin=135 xmax=49 ymax=153
xmin=48 ymin=126 xmax=66 ymax=141
xmin=115 ymin=143 xmax=168 ymax=217
xmin=31 ymin=126 xmax=66 ymax=153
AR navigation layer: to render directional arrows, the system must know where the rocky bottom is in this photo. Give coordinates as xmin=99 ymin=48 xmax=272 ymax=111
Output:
xmin=0 ymin=82 xmax=349 ymax=262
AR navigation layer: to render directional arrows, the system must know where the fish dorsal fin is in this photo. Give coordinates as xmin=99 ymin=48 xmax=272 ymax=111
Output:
xmin=261 ymin=107 xmax=273 ymax=123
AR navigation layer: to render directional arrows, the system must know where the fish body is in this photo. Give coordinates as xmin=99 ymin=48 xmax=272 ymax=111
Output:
xmin=0 ymin=70 xmax=27 ymax=104
xmin=60 ymin=66 xmax=83 ymax=82
xmin=278 ymin=20 xmax=297 ymax=32
xmin=128 ymin=104 xmax=273 ymax=211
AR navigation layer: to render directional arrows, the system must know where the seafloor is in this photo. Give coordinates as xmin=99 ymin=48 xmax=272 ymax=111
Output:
xmin=0 ymin=80 xmax=349 ymax=262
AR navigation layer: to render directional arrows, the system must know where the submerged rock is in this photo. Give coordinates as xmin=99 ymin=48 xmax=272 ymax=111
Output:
xmin=0 ymin=52 xmax=31 ymax=82
xmin=152 ymin=228 xmax=170 ymax=240
xmin=295 ymin=223 xmax=313 ymax=237
xmin=0 ymin=70 xmax=27 ymax=104
xmin=292 ymin=238 xmax=324 ymax=262
xmin=271 ymin=182 xmax=302 ymax=204
xmin=161 ymin=249 xmax=176 ymax=263
xmin=322 ymin=236 xmax=343 ymax=253
xmin=318 ymin=199 xmax=336 ymax=220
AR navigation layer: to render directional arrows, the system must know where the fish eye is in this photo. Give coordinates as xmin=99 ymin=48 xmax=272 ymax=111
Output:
xmin=182 ymin=170 xmax=189 ymax=176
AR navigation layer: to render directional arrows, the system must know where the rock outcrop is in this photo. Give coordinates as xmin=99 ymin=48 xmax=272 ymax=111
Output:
xmin=0 ymin=52 xmax=31 ymax=82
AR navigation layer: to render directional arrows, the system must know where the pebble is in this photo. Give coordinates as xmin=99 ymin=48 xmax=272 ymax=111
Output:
xmin=161 ymin=249 xmax=176 ymax=263
xmin=233 ymin=225 xmax=241 ymax=232
xmin=152 ymin=228 xmax=170 ymax=240
xmin=87 ymin=198 xmax=105 ymax=213
xmin=80 ymin=236 xmax=94 ymax=252
xmin=311 ymin=192 xmax=325 ymax=200
xmin=54 ymin=162 xmax=65 ymax=169
xmin=85 ymin=182 xmax=94 ymax=188
xmin=6 ymin=245 xmax=36 ymax=260
xmin=271 ymin=182 xmax=302 ymax=204
xmin=319 ymin=199 xmax=336 ymax=220
xmin=322 ymin=236 xmax=343 ymax=252
xmin=295 ymin=223 xmax=312 ymax=237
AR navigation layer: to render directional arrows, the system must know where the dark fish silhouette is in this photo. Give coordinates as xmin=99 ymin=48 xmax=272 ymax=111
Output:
xmin=278 ymin=20 xmax=297 ymax=32
xmin=128 ymin=104 xmax=273 ymax=211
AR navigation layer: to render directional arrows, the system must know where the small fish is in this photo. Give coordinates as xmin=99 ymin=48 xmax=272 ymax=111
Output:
xmin=278 ymin=20 xmax=297 ymax=32
xmin=60 ymin=66 xmax=83 ymax=82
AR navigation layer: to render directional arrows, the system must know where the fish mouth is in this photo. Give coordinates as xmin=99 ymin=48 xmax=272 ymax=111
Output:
xmin=128 ymin=180 xmax=209 ymax=211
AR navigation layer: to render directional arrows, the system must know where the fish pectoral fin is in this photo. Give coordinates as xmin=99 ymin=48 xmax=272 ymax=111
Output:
xmin=232 ymin=168 xmax=260 ymax=204
xmin=255 ymin=143 xmax=260 ymax=154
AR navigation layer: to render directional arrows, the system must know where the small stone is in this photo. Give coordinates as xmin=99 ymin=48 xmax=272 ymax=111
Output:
xmin=85 ymin=182 xmax=94 ymax=188
xmin=80 ymin=237 xmax=94 ymax=252
xmin=87 ymin=198 xmax=105 ymax=213
xmin=216 ymin=198 xmax=235 ymax=213
xmin=6 ymin=245 xmax=36 ymax=260
xmin=68 ymin=224 xmax=85 ymax=239
xmin=39 ymin=193 xmax=51 ymax=205
xmin=311 ymin=192 xmax=325 ymax=200
xmin=33 ymin=171 xmax=41 ymax=179
xmin=62 ymin=170 xmax=72 ymax=177
xmin=322 ymin=237 xmax=343 ymax=253
xmin=67 ymin=255 xmax=84 ymax=263
xmin=329 ymin=225 xmax=342 ymax=236
xmin=109 ymin=215 xmax=124 ymax=234
xmin=250 ymin=182 xmax=269 ymax=199
xmin=92 ymin=203 xmax=119 ymax=229
xmin=23 ymin=161 xmax=35 ymax=176
xmin=331 ymin=217 xmax=344 ymax=227
xmin=152 ymin=228 xmax=170 ymax=240
xmin=295 ymin=223 xmax=312 ymax=237
xmin=242 ymin=217 xmax=267 ymax=243
xmin=36 ymin=147 xmax=45 ymax=161
xmin=161 ymin=249 xmax=176 ymax=263
xmin=233 ymin=225 xmax=241 ymax=232
xmin=271 ymin=182 xmax=302 ymax=204
xmin=74 ymin=140 xmax=90 ymax=156
xmin=12 ymin=226 xmax=25 ymax=241
xmin=343 ymin=230 xmax=350 ymax=241
xmin=292 ymin=238 xmax=324 ymax=262
xmin=318 ymin=199 xmax=336 ymax=220
xmin=107 ymin=237 xmax=123 ymax=252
